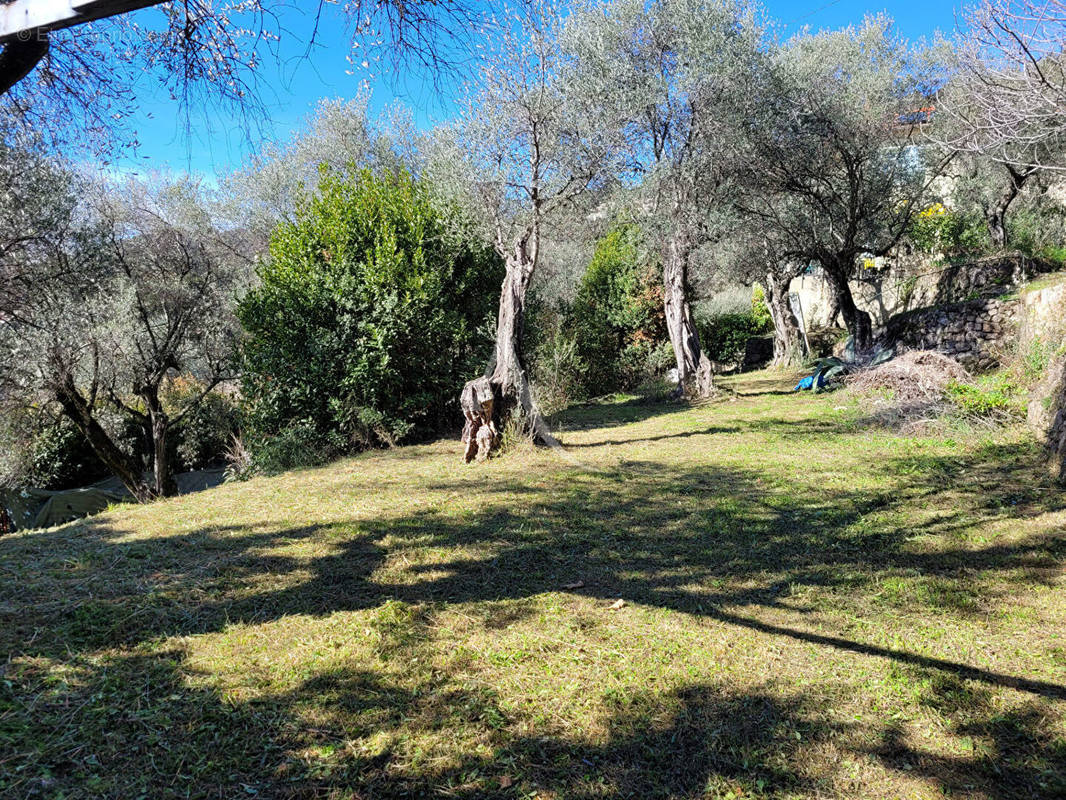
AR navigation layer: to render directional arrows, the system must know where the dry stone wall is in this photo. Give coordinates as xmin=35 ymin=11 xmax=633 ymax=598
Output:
xmin=879 ymin=297 xmax=1019 ymax=371
xmin=791 ymin=255 xmax=1033 ymax=331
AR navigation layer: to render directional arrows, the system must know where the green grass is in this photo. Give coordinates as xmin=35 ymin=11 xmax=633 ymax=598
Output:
xmin=2 ymin=370 xmax=1065 ymax=799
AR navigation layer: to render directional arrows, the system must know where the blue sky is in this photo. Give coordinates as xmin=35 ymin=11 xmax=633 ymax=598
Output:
xmin=112 ymin=0 xmax=965 ymax=180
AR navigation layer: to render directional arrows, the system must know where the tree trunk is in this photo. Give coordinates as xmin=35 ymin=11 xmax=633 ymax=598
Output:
xmin=663 ymin=233 xmax=713 ymax=398
xmin=144 ymin=395 xmax=178 ymax=498
xmin=986 ymin=165 xmax=1033 ymax=249
xmin=489 ymin=257 xmax=534 ymax=406
xmin=824 ymin=262 xmax=872 ymax=353
xmin=54 ymin=375 xmax=154 ymax=503
xmin=765 ymin=269 xmax=805 ymax=368
xmin=824 ymin=286 xmax=841 ymax=328
xmin=460 ymin=248 xmax=557 ymax=461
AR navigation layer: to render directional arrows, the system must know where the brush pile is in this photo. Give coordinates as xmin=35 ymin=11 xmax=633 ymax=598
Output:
xmin=846 ymin=350 xmax=972 ymax=429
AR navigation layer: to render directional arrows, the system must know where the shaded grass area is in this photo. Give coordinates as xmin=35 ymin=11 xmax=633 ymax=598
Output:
xmin=2 ymin=370 xmax=1065 ymax=798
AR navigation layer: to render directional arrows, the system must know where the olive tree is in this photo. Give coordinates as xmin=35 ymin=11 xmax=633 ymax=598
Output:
xmin=563 ymin=0 xmax=764 ymax=397
xmin=0 ymin=156 xmax=246 ymax=501
xmin=725 ymin=226 xmax=808 ymax=368
xmin=445 ymin=0 xmax=607 ymax=454
xmin=738 ymin=16 xmax=948 ymax=352
xmin=222 ymin=93 xmax=418 ymax=246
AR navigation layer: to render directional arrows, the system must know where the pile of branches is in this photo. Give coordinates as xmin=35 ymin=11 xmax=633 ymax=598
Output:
xmin=846 ymin=350 xmax=973 ymax=429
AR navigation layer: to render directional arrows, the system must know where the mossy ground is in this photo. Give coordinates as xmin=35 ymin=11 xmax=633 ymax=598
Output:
xmin=2 ymin=371 xmax=1064 ymax=799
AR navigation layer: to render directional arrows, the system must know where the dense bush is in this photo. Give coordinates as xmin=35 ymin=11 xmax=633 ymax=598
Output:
xmin=238 ymin=168 xmax=502 ymax=460
xmin=567 ymin=224 xmax=667 ymax=395
xmin=248 ymin=421 xmax=346 ymax=475
xmin=528 ymin=300 xmax=588 ymax=414
xmin=907 ymin=204 xmax=990 ymax=258
xmin=1008 ymin=208 xmax=1066 ymax=267
xmin=162 ymin=378 xmax=240 ymax=471
xmin=0 ymin=408 xmax=129 ymax=491
xmin=696 ymin=286 xmax=773 ymax=364
xmin=27 ymin=419 xmax=110 ymax=490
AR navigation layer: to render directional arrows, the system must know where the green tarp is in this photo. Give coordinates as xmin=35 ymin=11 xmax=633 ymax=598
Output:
xmin=1 ymin=487 xmax=129 ymax=532
xmin=1 ymin=469 xmax=224 ymax=533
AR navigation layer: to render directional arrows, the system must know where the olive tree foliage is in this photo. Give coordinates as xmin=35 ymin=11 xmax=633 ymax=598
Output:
xmin=1 ymin=1 xmax=498 ymax=155
xmin=562 ymin=0 xmax=765 ymax=397
xmin=934 ymin=1 xmax=1066 ymax=246
xmin=738 ymin=16 xmax=948 ymax=352
xmin=222 ymin=93 xmax=419 ymax=245
xmin=945 ymin=150 xmax=1040 ymax=248
xmin=0 ymin=154 xmax=247 ymax=501
xmin=438 ymin=0 xmax=608 ymax=447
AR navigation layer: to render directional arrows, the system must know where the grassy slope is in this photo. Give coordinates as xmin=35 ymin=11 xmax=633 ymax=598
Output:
xmin=1 ymin=371 xmax=1064 ymax=799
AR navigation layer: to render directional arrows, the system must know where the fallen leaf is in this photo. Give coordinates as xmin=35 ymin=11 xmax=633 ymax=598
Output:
xmin=562 ymin=580 xmax=585 ymax=589
xmin=500 ymin=775 xmax=513 ymax=788
xmin=609 ymin=599 xmax=626 ymax=610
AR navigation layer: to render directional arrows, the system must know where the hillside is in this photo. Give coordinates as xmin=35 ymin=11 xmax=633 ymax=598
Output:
xmin=1 ymin=372 xmax=1064 ymax=799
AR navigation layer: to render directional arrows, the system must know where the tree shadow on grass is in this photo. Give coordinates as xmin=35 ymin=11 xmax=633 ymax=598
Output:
xmin=560 ymin=425 xmax=740 ymax=448
xmin=7 ymin=642 xmax=1062 ymax=798
xmin=4 ymin=446 xmax=1065 ymax=676
xmin=0 ymin=641 xmax=841 ymax=799
xmin=2 ymin=427 xmax=1065 ymax=796
xmin=550 ymin=395 xmax=699 ymax=433
xmin=869 ymin=666 xmax=1066 ymax=799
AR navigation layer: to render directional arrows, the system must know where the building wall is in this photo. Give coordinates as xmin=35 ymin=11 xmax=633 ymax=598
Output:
xmin=788 ymin=255 xmax=1032 ymax=333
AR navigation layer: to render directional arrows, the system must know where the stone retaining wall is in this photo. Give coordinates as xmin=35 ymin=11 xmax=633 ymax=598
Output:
xmin=879 ymin=297 xmax=1019 ymax=371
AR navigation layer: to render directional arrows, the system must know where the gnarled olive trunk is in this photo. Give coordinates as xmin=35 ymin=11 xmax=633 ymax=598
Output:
xmin=461 ymin=247 xmax=557 ymax=462
xmin=489 ymin=257 xmax=535 ymax=406
xmin=823 ymin=261 xmax=872 ymax=353
xmin=986 ymin=165 xmax=1034 ymax=249
xmin=765 ymin=269 xmax=805 ymax=368
xmin=54 ymin=375 xmax=154 ymax=503
xmin=663 ymin=234 xmax=713 ymax=398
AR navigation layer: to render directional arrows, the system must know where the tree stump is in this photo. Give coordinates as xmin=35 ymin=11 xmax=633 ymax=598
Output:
xmin=460 ymin=376 xmax=498 ymax=463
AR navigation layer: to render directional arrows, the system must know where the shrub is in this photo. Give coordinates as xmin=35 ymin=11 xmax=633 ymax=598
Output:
xmin=697 ymin=287 xmax=773 ymax=364
xmin=908 ymin=204 xmax=990 ymax=258
xmin=1020 ymin=337 xmax=1052 ymax=384
xmin=27 ymin=419 xmax=110 ymax=490
xmin=162 ymin=378 xmax=240 ymax=471
xmin=569 ymin=224 xmax=667 ymax=396
xmin=531 ymin=326 xmax=587 ymax=415
xmin=750 ymin=284 xmax=772 ymax=331
xmin=618 ymin=339 xmax=675 ymax=388
xmin=249 ymin=421 xmax=346 ymax=475
xmin=238 ymin=168 xmax=502 ymax=463
xmin=1008 ymin=209 xmax=1066 ymax=268
xmin=1034 ymin=245 xmax=1066 ymax=269
xmin=946 ymin=373 xmax=1025 ymax=419
xmin=0 ymin=408 xmax=32 ymax=489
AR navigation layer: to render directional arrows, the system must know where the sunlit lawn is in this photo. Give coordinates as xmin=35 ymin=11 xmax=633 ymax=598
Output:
xmin=1 ymin=370 xmax=1064 ymax=799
